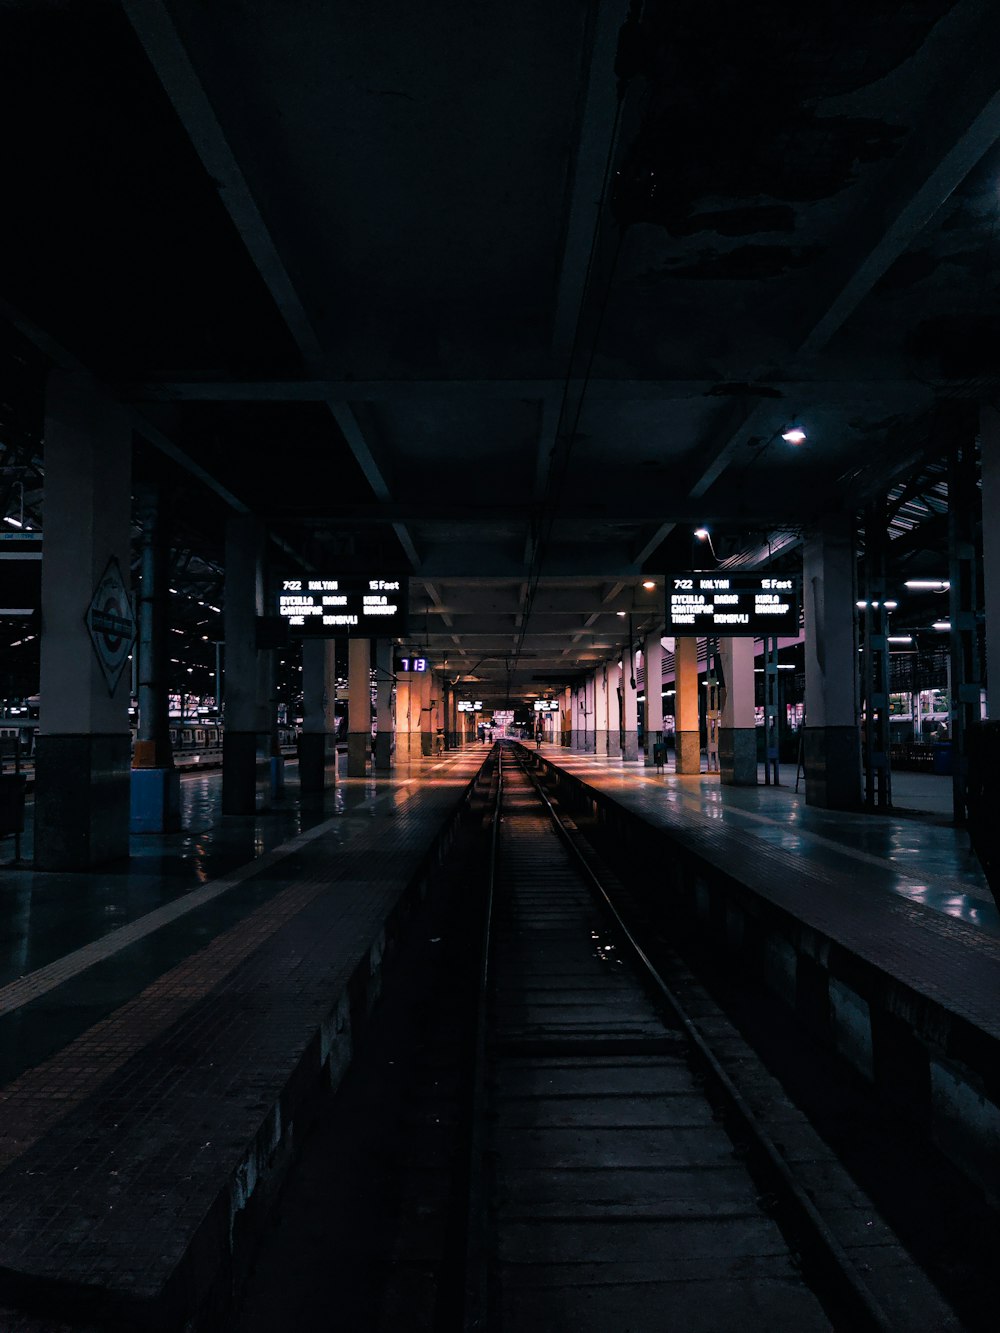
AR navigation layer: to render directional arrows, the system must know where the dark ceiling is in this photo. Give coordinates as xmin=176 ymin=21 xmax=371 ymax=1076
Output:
xmin=0 ymin=0 xmax=995 ymax=700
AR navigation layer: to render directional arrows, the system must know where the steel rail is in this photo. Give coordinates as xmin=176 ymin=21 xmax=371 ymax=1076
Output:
xmin=513 ymin=747 xmax=897 ymax=1333
xmin=462 ymin=744 xmax=503 ymax=1332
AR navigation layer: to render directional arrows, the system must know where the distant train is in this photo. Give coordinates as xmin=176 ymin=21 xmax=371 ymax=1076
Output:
xmin=0 ymin=714 xmax=299 ymax=764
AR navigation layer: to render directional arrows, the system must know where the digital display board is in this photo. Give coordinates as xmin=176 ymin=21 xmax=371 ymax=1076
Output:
xmin=278 ymin=576 xmax=408 ymax=638
xmin=457 ymin=700 xmax=483 ymax=712
xmin=395 ymin=655 xmax=428 ymax=673
xmin=533 ymin=700 xmax=560 ymax=712
xmin=666 ymin=573 xmax=800 ymax=637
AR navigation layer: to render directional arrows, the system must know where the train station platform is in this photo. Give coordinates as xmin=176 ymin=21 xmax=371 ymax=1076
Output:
xmin=0 ymin=746 xmax=488 ymax=1330
xmin=526 ymin=742 xmax=1000 ymax=1214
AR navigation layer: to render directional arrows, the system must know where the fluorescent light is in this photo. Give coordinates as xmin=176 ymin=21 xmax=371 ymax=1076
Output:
xmin=642 ymin=580 xmax=656 ymax=590
xmin=781 ymin=427 xmax=806 ymax=445
xmin=904 ymin=579 xmax=949 ymax=591
xmin=3 ymin=516 xmax=23 ymax=528
xmin=887 ymin=635 xmax=913 ymax=644
xmin=694 ymin=528 xmax=710 ymax=540
xmin=884 ymin=600 xmax=898 ymax=609
xmin=932 ymin=621 xmax=951 ymax=631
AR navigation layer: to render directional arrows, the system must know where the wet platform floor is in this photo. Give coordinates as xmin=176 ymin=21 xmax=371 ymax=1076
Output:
xmin=531 ymin=743 xmax=1000 ymax=1051
xmin=0 ymin=747 xmax=488 ymax=1327
xmin=536 ymin=744 xmax=999 ymax=937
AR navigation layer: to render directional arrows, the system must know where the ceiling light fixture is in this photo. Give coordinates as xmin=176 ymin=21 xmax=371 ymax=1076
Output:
xmin=904 ymin=579 xmax=949 ymax=591
xmin=781 ymin=426 xmax=806 ymax=445
xmin=693 ymin=527 xmax=717 ymax=559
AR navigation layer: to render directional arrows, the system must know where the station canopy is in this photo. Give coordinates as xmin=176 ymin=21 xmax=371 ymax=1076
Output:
xmin=0 ymin=1 xmax=993 ymax=704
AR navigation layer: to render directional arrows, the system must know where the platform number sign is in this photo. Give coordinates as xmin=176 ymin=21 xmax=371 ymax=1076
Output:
xmin=85 ymin=556 xmax=136 ymax=695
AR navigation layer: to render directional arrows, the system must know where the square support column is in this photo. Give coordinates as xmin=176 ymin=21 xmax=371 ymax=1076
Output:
xmin=674 ymin=637 xmax=701 ymax=773
xmin=595 ymin=667 xmax=609 ymax=756
xmin=299 ymin=638 xmax=337 ymax=790
xmin=222 ymin=515 xmax=269 ymax=814
xmin=607 ymin=663 xmax=622 ymax=757
xmin=374 ymin=639 xmax=394 ymax=768
xmin=983 ymin=405 xmax=1000 ymax=719
xmin=348 ymin=637 xmax=371 ymax=776
xmin=803 ymin=516 xmax=862 ymax=809
xmin=420 ymin=669 xmax=434 ymax=756
xmin=621 ymin=649 xmax=639 ymax=760
xmin=719 ymin=637 xmax=757 ymax=784
xmin=35 ymin=372 xmax=133 ymax=869
xmin=644 ymin=635 xmax=664 ymax=766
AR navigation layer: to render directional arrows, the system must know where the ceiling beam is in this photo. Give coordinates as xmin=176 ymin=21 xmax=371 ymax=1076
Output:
xmin=677 ymin=2 xmax=1000 ymax=506
xmin=123 ymin=0 xmax=323 ymax=363
xmin=123 ymin=0 xmax=423 ymax=568
xmin=122 ymin=377 xmax=934 ymax=405
xmin=0 ymin=297 xmax=251 ymax=515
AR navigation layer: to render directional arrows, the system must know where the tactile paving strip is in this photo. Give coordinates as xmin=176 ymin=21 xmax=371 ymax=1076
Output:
xmin=0 ymin=750 xmax=485 ymax=1314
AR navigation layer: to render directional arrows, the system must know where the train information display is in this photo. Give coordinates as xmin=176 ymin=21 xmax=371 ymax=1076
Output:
xmin=665 ymin=573 xmax=799 ymax=637
xmin=278 ymin=575 xmax=408 ymax=638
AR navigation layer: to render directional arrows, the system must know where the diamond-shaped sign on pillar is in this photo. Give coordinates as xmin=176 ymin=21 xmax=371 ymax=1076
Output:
xmin=85 ymin=556 xmax=136 ymax=696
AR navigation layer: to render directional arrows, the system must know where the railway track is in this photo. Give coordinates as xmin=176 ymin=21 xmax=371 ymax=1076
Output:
xmin=462 ymin=744 xmax=962 ymax=1332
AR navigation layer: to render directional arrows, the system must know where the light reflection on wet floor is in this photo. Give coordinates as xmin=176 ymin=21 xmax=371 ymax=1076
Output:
xmin=546 ymin=749 xmax=1000 ymax=938
xmin=0 ymin=757 xmax=433 ymax=987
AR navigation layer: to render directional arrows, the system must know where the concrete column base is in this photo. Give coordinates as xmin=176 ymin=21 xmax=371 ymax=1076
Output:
xmin=297 ymin=733 xmax=327 ymax=792
xmin=595 ymin=729 xmax=608 ymax=755
xmin=347 ymin=733 xmax=369 ymax=777
xmin=675 ymin=730 xmax=702 ymax=774
xmin=585 ymin=729 xmax=595 ymax=752
xmin=130 ymin=766 xmax=181 ymax=833
xmin=804 ymin=725 xmax=862 ymax=810
xmin=223 ymin=731 xmax=268 ymax=814
xmin=720 ymin=727 xmax=757 ymax=785
xmin=374 ymin=732 xmax=392 ymax=770
xmin=607 ymin=733 xmax=622 ymax=757
xmin=421 ymin=732 xmax=434 ymax=757
xmin=644 ymin=730 xmax=663 ymax=766
xmin=622 ymin=730 xmax=640 ymax=761
xmin=34 ymin=735 xmax=131 ymax=869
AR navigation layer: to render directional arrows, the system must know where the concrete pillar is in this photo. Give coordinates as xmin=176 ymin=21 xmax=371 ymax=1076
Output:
xmin=584 ymin=673 xmax=596 ymax=751
xmin=803 ymin=516 xmax=861 ymax=808
xmin=621 ymin=649 xmax=639 ymax=760
xmin=433 ymin=673 xmax=446 ymax=751
xmin=222 ymin=515 xmax=268 ymax=814
xmin=719 ymin=637 xmax=757 ymax=784
xmin=299 ymin=638 xmax=337 ymax=790
xmin=420 ymin=668 xmax=434 ymax=756
xmin=982 ymin=405 xmax=1000 ymax=717
xmin=675 ymin=637 xmax=701 ymax=774
xmin=607 ymin=661 xmax=622 ymax=757
xmin=130 ymin=484 xmax=180 ymax=833
xmin=34 ymin=372 xmax=133 ymax=868
xmin=395 ymin=671 xmax=415 ymax=756
xmin=347 ymin=637 xmax=371 ymax=776
xmin=644 ymin=635 xmax=664 ymax=766
xmin=595 ymin=666 xmax=609 ymax=755
xmin=374 ymin=638 xmax=393 ymax=768
xmin=262 ymin=645 xmax=284 ymax=799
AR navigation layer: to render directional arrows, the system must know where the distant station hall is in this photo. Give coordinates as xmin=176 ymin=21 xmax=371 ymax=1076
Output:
xmin=2 ymin=2 xmax=1000 ymax=1330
